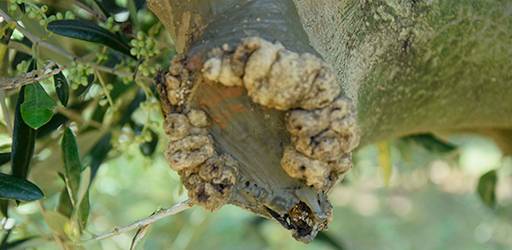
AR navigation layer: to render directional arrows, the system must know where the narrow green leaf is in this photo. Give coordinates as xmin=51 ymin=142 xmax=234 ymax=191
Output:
xmin=0 ymin=152 xmax=10 ymax=166
xmin=53 ymin=71 xmax=69 ymax=106
xmin=402 ymin=134 xmax=457 ymax=154
xmin=61 ymin=128 xmax=82 ymax=204
xmin=477 ymin=170 xmax=498 ymax=208
xmin=0 ymin=200 xmax=8 ymax=217
xmin=11 ymin=61 xmax=37 ymax=179
xmin=20 ymin=83 xmax=56 ymax=129
xmin=57 ymin=187 xmax=73 ymax=218
xmin=77 ymin=189 xmax=90 ymax=231
xmin=47 ymin=20 xmax=132 ymax=56
xmin=76 ymin=167 xmax=91 ymax=205
xmin=1 ymin=236 xmax=38 ymax=250
xmin=0 ymin=173 xmax=44 ymax=201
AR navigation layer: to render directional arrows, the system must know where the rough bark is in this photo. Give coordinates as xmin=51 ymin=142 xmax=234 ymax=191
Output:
xmin=148 ymin=0 xmax=512 ymax=242
xmin=294 ymin=0 xmax=512 ymax=143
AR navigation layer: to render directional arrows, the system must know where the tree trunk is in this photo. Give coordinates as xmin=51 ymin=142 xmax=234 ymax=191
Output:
xmin=148 ymin=0 xmax=512 ymax=242
xmin=294 ymin=0 xmax=512 ymax=144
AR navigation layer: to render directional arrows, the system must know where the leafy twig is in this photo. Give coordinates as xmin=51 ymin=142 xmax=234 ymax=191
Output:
xmin=0 ymin=61 xmax=63 ymax=90
xmin=84 ymin=199 xmax=191 ymax=242
xmin=0 ymin=8 xmax=75 ymax=61
xmin=0 ymin=9 xmax=152 ymax=83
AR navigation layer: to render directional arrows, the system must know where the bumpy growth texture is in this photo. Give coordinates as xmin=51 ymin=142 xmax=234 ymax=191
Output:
xmin=158 ymin=37 xmax=359 ymax=241
xmin=202 ymin=37 xmax=359 ymax=191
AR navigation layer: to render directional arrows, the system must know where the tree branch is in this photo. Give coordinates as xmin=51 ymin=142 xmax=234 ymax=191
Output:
xmin=0 ymin=8 xmax=75 ymax=61
xmin=0 ymin=61 xmax=63 ymax=90
xmin=83 ymin=199 xmax=191 ymax=242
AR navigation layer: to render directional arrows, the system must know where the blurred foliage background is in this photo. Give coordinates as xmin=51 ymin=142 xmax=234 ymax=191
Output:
xmin=0 ymin=0 xmax=511 ymax=249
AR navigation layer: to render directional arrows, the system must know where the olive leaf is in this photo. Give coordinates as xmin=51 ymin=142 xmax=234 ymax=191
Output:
xmin=53 ymin=71 xmax=69 ymax=106
xmin=316 ymin=232 xmax=346 ymax=250
xmin=77 ymin=189 xmax=90 ymax=231
xmin=76 ymin=167 xmax=91 ymax=231
xmin=0 ymin=152 xmax=10 ymax=166
xmin=0 ymin=173 xmax=44 ymax=201
xmin=477 ymin=170 xmax=498 ymax=208
xmin=11 ymin=68 xmax=36 ymax=179
xmin=20 ymin=83 xmax=56 ymax=129
xmin=402 ymin=134 xmax=457 ymax=154
xmin=47 ymin=20 xmax=132 ymax=56
xmin=0 ymin=200 xmax=7 ymax=217
xmin=57 ymin=187 xmax=73 ymax=218
xmin=61 ymin=128 xmax=82 ymax=204
xmin=59 ymin=130 xmax=91 ymax=231
xmin=0 ymin=236 xmax=38 ymax=250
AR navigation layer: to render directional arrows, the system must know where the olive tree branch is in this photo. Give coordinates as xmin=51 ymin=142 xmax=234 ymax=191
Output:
xmin=0 ymin=9 xmax=152 ymax=83
xmin=0 ymin=8 xmax=75 ymax=61
xmin=0 ymin=61 xmax=63 ymax=90
xmin=83 ymin=199 xmax=192 ymax=242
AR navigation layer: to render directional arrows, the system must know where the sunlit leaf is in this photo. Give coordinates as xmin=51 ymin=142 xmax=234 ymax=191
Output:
xmin=61 ymin=128 xmax=82 ymax=204
xmin=0 ymin=173 xmax=44 ymax=201
xmin=53 ymin=71 xmax=69 ymax=106
xmin=20 ymin=83 xmax=56 ymax=129
xmin=477 ymin=170 xmax=497 ymax=208
xmin=47 ymin=20 xmax=132 ymax=56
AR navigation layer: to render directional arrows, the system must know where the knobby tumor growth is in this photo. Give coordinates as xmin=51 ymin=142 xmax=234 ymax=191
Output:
xmin=158 ymin=37 xmax=359 ymax=242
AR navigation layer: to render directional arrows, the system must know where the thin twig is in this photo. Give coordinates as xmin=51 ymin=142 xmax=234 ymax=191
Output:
xmin=0 ymin=61 xmax=63 ymax=90
xmin=84 ymin=199 xmax=192 ymax=242
xmin=55 ymin=106 xmax=104 ymax=130
xmin=95 ymin=70 xmax=114 ymax=107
